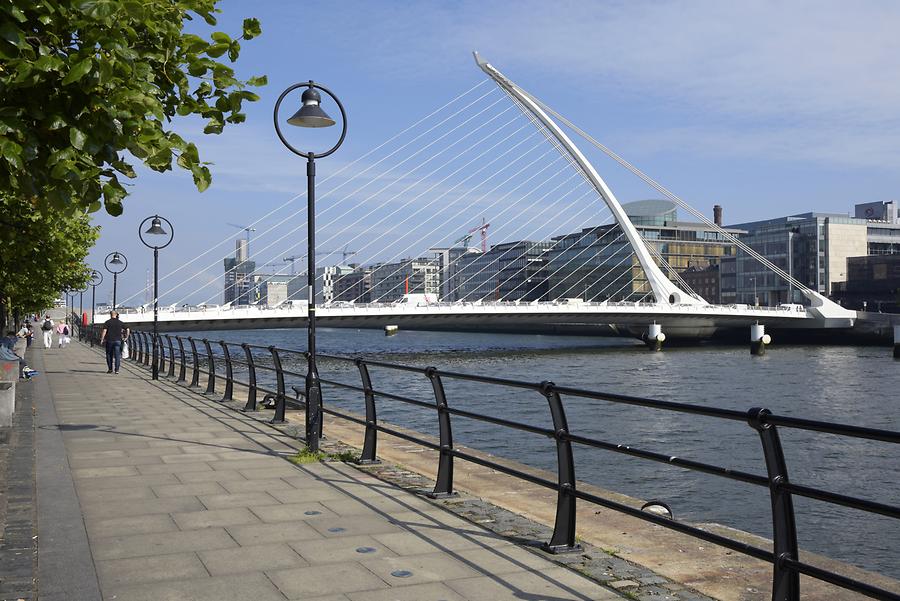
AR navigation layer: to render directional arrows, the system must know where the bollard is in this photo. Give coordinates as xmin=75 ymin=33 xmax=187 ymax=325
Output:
xmin=894 ymin=325 xmax=900 ymax=359
xmin=645 ymin=323 xmax=665 ymax=351
xmin=751 ymin=323 xmax=771 ymax=356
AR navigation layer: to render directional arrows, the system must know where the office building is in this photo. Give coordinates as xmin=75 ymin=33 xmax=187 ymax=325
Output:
xmin=370 ymin=258 xmax=440 ymax=303
xmin=223 ymin=240 xmax=256 ymax=306
xmin=727 ymin=213 xmax=868 ymax=305
xmin=831 ymin=254 xmax=900 ymax=312
xmin=315 ymin=265 xmax=357 ymax=305
xmin=546 ymin=200 xmax=742 ymax=302
xmin=332 ymin=267 xmax=372 ymax=303
xmin=452 ymin=241 xmax=551 ymax=302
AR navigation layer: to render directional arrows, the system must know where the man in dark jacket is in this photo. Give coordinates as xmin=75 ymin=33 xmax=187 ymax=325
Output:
xmin=99 ymin=311 xmax=128 ymax=374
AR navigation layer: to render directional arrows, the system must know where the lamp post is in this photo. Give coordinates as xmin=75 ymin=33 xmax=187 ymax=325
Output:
xmin=139 ymin=215 xmax=174 ymax=380
xmin=105 ymin=252 xmax=128 ymax=310
xmin=77 ymin=285 xmax=87 ymax=340
xmin=274 ymin=80 xmax=347 ymax=452
xmin=89 ymin=270 xmax=103 ymax=346
xmin=749 ymin=277 xmax=758 ymax=306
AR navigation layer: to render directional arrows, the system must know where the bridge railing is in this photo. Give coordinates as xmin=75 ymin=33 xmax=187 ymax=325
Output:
xmin=120 ymin=329 xmax=899 ymax=601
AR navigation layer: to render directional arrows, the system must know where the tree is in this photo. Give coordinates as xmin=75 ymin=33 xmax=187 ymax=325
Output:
xmin=0 ymin=195 xmax=99 ymax=330
xmin=0 ymin=0 xmax=266 ymax=216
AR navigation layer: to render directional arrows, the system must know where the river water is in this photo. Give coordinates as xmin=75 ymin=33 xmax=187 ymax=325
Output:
xmin=181 ymin=327 xmax=899 ymax=579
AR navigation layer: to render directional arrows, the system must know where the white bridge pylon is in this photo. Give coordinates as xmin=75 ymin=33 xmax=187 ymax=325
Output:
xmin=473 ymin=52 xmax=704 ymax=307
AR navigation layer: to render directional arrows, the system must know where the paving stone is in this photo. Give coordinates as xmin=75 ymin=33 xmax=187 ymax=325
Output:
xmin=152 ymin=481 xmax=228 ymax=498
xmin=360 ymin=551 xmax=482 ymax=585
xmin=68 ymin=455 xmax=164 ymax=468
xmin=307 ymin=515 xmax=406 ymax=538
xmin=345 ymin=582 xmax=467 ymax=601
xmin=266 ymin=563 xmax=389 ymax=598
xmin=136 ymin=461 xmax=214 ymax=475
xmin=85 ymin=514 xmax=179 ymax=539
xmin=91 ymin=528 xmax=238 ymax=560
xmin=72 ymin=465 xmax=140 ymax=478
xmin=199 ymin=543 xmax=308 ymax=576
xmin=249 ymin=501 xmax=339 ymax=523
xmin=198 ymin=491 xmax=280 ymax=509
xmin=269 ymin=486 xmax=347 ymax=504
xmin=103 ymin=572 xmax=287 ymax=601
xmin=96 ymin=551 xmax=208 ymax=588
xmin=226 ymin=521 xmax=322 ymax=546
xmin=81 ymin=495 xmax=204 ymax=519
xmin=175 ymin=469 xmax=247 ymax=483
xmin=172 ymin=507 xmax=261 ymax=530
xmin=289 ymin=535 xmax=397 ymax=565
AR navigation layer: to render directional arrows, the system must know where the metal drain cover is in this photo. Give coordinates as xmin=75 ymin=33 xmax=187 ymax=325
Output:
xmin=355 ymin=546 xmax=377 ymax=554
xmin=391 ymin=570 xmax=413 ymax=578
xmin=327 ymin=527 xmax=345 ymax=533
xmin=304 ymin=510 xmax=321 ymax=516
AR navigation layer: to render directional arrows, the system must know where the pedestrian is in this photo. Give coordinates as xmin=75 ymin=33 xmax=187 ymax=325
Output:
xmin=99 ymin=311 xmax=127 ymax=374
xmin=40 ymin=314 xmax=54 ymax=348
xmin=1 ymin=331 xmax=27 ymax=379
xmin=56 ymin=320 xmax=71 ymax=348
xmin=24 ymin=323 xmax=34 ymax=348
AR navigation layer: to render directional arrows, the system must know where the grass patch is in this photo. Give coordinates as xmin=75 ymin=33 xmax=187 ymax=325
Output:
xmin=287 ymin=447 xmax=359 ymax=465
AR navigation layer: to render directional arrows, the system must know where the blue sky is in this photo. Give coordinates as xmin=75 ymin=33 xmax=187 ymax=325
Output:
xmin=85 ymin=0 xmax=900 ymax=307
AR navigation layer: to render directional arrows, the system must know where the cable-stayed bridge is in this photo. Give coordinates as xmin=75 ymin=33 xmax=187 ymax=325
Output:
xmin=111 ymin=53 xmax=897 ymax=344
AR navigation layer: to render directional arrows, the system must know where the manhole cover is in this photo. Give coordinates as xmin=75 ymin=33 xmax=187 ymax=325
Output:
xmin=391 ymin=570 xmax=413 ymax=578
xmin=356 ymin=546 xmax=377 ymax=554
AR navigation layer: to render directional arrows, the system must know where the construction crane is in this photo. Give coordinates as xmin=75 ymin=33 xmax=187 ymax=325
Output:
xmin=283 ymin=255 xmax=303 ymax=276
xmin=227 ymin=223 xmax=256 ymax=256
xmin=282 ymin=247 xmax=359 ymax=276
xmin=453 ymin=233 xmax=473 ymax=248
xmin=467 ymin=217 xmax=490 ymax=252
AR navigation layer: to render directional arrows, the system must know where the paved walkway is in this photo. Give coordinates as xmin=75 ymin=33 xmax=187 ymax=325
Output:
xmin=26 ymin=341 xmax=626 ymax=601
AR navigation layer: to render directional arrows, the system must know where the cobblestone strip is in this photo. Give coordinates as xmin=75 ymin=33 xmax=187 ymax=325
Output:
xmin=0 ymin=371 xmax=38 ymax=600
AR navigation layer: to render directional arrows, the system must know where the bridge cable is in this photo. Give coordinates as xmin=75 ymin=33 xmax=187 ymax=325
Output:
xmin=116 ymin=80 xmax=493 ymax=307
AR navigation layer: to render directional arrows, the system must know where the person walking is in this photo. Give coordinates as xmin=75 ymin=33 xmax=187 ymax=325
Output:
xmin=40 ymin=314 xmax=54 ymax=348
xmin=56 ymin=320 xmax=71 ymax=348
xmin=99 ymin=311 xmax=127 ymax=374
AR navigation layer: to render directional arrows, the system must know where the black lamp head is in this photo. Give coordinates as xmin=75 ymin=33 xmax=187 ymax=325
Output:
xmin=287 ymin=86 xmax=336 ymax=128
xmin=145 ymin=216 xmax=167 ymax=236
xmin=109 ymin=252 xmax=123 ymax=265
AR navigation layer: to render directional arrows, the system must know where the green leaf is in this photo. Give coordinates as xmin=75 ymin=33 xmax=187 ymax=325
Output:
xmin=191 ymin=164 xmax=211 ymax=192
xmin=206 ymin=43 xmax=229 ymax=58
xmin=78 ymin=0 xmax=118 ymax=20
xmin=0 ymin=21 xmax=26 ymax=49
xmin=247 ymin=75 xmax=267 ymax=87
xmin=210 ymin=31 xmax=231 ymax=44
xmin=62 ymin=57 xmax=93 ymax=85
xmin=242 ymin=18 xmax=261 ymax=40
xmin=122 ymin=1 xmax=144 ymax=18
xmin=69 ymin=128 xmax=87 ymax=150
xmin=228 ymin=40 xmax=240 ymax=62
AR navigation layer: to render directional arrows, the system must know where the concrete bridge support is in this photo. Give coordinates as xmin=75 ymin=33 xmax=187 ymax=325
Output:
xmin=751 ymin=324 xmax=771 ymax=356
xmin=645 ymin=323 xmax=665 ymax=351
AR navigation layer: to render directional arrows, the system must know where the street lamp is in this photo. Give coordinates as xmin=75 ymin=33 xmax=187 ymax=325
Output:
xmin=89 ymin=269 xmax=103 ymax=346
xmin=105 ymin=251 xmax=128 ymax=310
xmin=274 ymin=80 xmax=347 ymax=452
xmin=139 ymin=215 xmax=174 ymax=380
xmin=76 ymin=285 xmax=88 ymax=340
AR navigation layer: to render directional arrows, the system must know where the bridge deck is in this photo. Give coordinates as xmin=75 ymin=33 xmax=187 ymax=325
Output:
xmin=20 ymin=342 xmax=625 ymax=601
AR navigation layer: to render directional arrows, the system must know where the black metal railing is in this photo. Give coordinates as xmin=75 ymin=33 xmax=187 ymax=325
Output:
xmin=114 ymin=330 xmax=899 ymax=601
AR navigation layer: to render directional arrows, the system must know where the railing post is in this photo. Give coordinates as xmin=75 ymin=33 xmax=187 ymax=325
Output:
xmin=219 ymin=341 xmax=233 ymax=402
xmin=356 ymin=358 xmax=379 ymax=464
xmin=202 ymin=338 xmax=216 ymax=394
xmin=188 ymin=337 xmax=200 ymax=387
xmin=166 ymin=335 xmax=176 ymax=378
xmin=240 ymin=344 xmax=258 ymax=412
xmin=176 ymin=336 xmax=187 ymax=382
xmin=426 ymin=367 xmax=455 ymax=498
xmin=541 ymin=381 xmax=581 ymax=553
xmin=133 ymin=332 xmax=142 ymax=363
xmin=157 ymin=334 xmax=166 ymax=375
xmin=269 ymin=346 xmax=286 ymax=424
xmin=142 ymin=331 xmax=151 ymax=366
xmin=748 ymin=408 xmax=800 ymax=601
